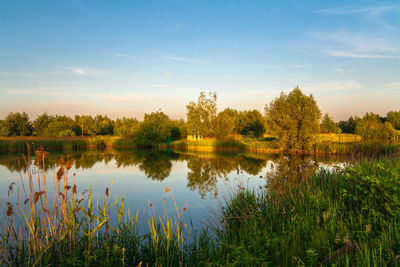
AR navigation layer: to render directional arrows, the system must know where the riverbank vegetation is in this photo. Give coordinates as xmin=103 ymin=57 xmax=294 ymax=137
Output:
xmin=2 ymin=150 xmax=400 ymax=265
xmin=1 ymin=88 xmax=399 ymax=153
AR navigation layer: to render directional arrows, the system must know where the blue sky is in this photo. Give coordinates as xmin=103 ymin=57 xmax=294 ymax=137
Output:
xmin=0 ymin=0 xmax=399 ymax=121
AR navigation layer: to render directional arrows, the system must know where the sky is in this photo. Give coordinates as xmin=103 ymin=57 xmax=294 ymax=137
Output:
xmin=0 ymin=0 xmax=399 ymax=121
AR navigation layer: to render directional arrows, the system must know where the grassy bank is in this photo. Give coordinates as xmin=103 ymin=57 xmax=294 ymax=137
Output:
xmin=2 ymin=152 xmax=400 ymax=265
xmin=2 ymin=134 xmax=399 ymax=156
xmin=169 ymin=136 xmax=400 ymax=156
xmin=0 ymin=136 xmax=120 ymax=153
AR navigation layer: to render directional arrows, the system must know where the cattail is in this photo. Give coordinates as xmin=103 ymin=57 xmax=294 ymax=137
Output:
xmin=58 ymin=156 xmax=65 ymax=166
xmin=57 ymin=167 xmax=64 ymax=181
xmin=24 ymin=198 xmax=29 ymax=205
xmin=72 ymin=184 xmax=77 ymax=194
xmin=65 ymin=159 xmax=74 ymax=170
xmin=6 ymin=202 xmax=13 ymax=216
xmin=8 ymin=182 xmax=15 ymax=192
xmin=105 ymin=187 xmax=109 ymax=197
xmin=33 ymin=191 xmax=44 ymax=204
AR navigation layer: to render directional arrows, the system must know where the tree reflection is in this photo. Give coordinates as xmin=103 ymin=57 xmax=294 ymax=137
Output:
xmin=266 ymin=155 xmax=319 ymax=195
xmin=0 ymin=149 xmax=349 ymax=199
xmin=185 ymin=153 xmax=268 ymax=199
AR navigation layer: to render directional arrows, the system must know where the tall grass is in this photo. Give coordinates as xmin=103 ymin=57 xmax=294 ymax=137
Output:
xmin=213 ymin=157 xmax=400 ymax=265
xmin=0 ymin=136 xmax=119 ymax=153
xmin=0 ymin=149 xmax=202 ymax=266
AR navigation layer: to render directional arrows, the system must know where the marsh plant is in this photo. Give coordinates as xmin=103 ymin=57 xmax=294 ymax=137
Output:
xmin=0 ymin=148 xmax=194 ymax=266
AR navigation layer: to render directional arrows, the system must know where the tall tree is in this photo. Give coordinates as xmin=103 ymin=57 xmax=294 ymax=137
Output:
xmin=214 ymin=111 xmax=234 ymax=139
xmin=339 ymin=116 xmax=360 ymax=134
xmin=114 ymin=117 xmax=139 ymax=138
xmin=133 ymin=111 xmax=173 ymax=146
xmin=237 ymin=110 xmax=265 ymax=137
xmin=265 ymin=87 xmax=321 ymax=150
xmin=2 ymin=112 xmax=32 ymax=136
xmin=387 ymin=111 xmax=400 ymax=130
xmin=186 ymin=92 xmax=217 ymax=137
xmin=320 ymin=113 xmax=341 ymax=134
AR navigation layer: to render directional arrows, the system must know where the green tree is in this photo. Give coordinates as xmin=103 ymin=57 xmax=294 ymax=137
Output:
xmin=265 ymin=87 xmax=321 ymax=150
xmin=237 ymin=110 xmax=265 ymax=137
xmin=186 ymin=92 xmax=217 ymax=137
xmin=356 ymin=112 xmax=399 ymax=141
xmin=339 ymin=116 xmax=360 ymax=134
xmin=0 ymin=120 xmax=7 ymax=136
xmin=387 ymin=111 xmax=400 ymax=130
xmin=133 ymin=111 xmax=173 ymax=146
xmin=214 ymin=111 xmax=234 ymax=139
xmin=33 ymin=113 xmax=52 ymax=136
xmin=320 ymin=113 xmax=341 ymax=133
xmin=355 ymin=112 xmax=382 ymax=140
xmin=170 ymin=119 xmax=187 ymax=140
xmin=2 ymin=112 xmax=32 ymax=136
xmin=114 ymin=117 xmax=139 ymax=138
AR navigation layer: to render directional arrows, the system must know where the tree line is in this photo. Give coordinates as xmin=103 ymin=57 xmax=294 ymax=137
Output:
xmin=1 ymin=87 xmax=399 ymax=148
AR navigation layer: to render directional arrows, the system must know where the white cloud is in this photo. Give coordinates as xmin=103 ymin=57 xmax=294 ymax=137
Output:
xmin=384 ymin=82 xmax=400 ymax=88
xmin=67 ymin=67 xmax=112 ymax=76
xmin=314 ymin=6 xmax=396 ymax=15
xmin=162 ymin=54 xmax=209 ymax=64
xmin=326 ymin=51 xmax=399 ymax=59
xmin=307 ymin=81 xmax=364 ymax=92
xmin=112 ymin=53 xmax=135 ymax=59
xmin=309 ymin=29 xmax=400 ymax=59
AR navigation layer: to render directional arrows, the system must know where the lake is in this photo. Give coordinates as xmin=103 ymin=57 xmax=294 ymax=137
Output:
xmin=0 ymin=149 xmax=350 ymax=233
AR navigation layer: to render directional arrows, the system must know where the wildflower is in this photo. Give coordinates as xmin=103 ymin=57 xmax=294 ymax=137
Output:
xmin=164 ymin=186 xmax=171 ymax=193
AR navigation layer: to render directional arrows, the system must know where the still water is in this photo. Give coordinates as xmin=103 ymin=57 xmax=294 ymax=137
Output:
xmin=0 ymin=149 xmax=349 ymax=232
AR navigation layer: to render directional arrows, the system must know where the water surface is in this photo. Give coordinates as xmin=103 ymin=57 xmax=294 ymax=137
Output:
xmin=0 ymin=149 xmax=349 ymax=232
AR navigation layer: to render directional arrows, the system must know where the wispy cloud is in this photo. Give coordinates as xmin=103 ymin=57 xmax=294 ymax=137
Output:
xmin=112 ymin=53 xmax=133 ymax=58
xmin=309 ymin=29 xmax=400 ymax=59
xmin=147 ymin=84 xmax=201 ymax=92
xmin=326 ymin=51 xmax=399 ymax=59
xmin=314 ymin=6 xmax=396 ymax=16
xmin=384 ymin=82 xmax=400 ymax=88
xmin=162 ymin=54 xmax=210 ymax=64
xmin=260 ymin=63 xmax=312 ymax=70
xmin=67 ymin=67 xmax=113 ymax=76
xmin=308 ymin=81 xmax=364 ymax=92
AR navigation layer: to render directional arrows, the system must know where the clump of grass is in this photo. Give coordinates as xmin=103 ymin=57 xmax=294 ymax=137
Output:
xmin=211 ymin=157 xmax=400 ymax=265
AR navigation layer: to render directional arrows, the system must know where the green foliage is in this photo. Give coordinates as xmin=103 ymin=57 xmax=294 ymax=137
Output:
xmin=219 ymin=108 xmax=266 ymax=137
xmin=133 ymin=111 xmax=173 ymax=146
xmin=114 ymin=117 xmax=139 ymax=138
xmin=186 ymin=92 xmax=217 ymax=137
xmin=1 ymin=112 xmax=32 ymax=136
xmin=355 ymin=112 xmax=399 ymax=141
xmin=214 ymin=111 xmax=234 ymax=139
xmin=387 ymin=111 xmax=400 ymax=130
xmin=265 ymin=86 xmax=321 ymax=150
xmin=320 ymin=113 xmax=341 ymax=134
xmin=339 ymin=116 xmax=361 ymax=134
xmin=171 ymin=119 xmax=187 ymax=140
xmin=342 ymin=161 xmax=400 ymax=220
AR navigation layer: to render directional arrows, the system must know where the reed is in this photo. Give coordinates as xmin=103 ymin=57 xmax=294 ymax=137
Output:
xmin=0 ymin=148 xmax=197 ymax=266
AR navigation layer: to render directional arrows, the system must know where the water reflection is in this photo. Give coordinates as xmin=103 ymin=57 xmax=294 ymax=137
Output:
xmin=0 ymin=150 xmax=349 ymax=199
